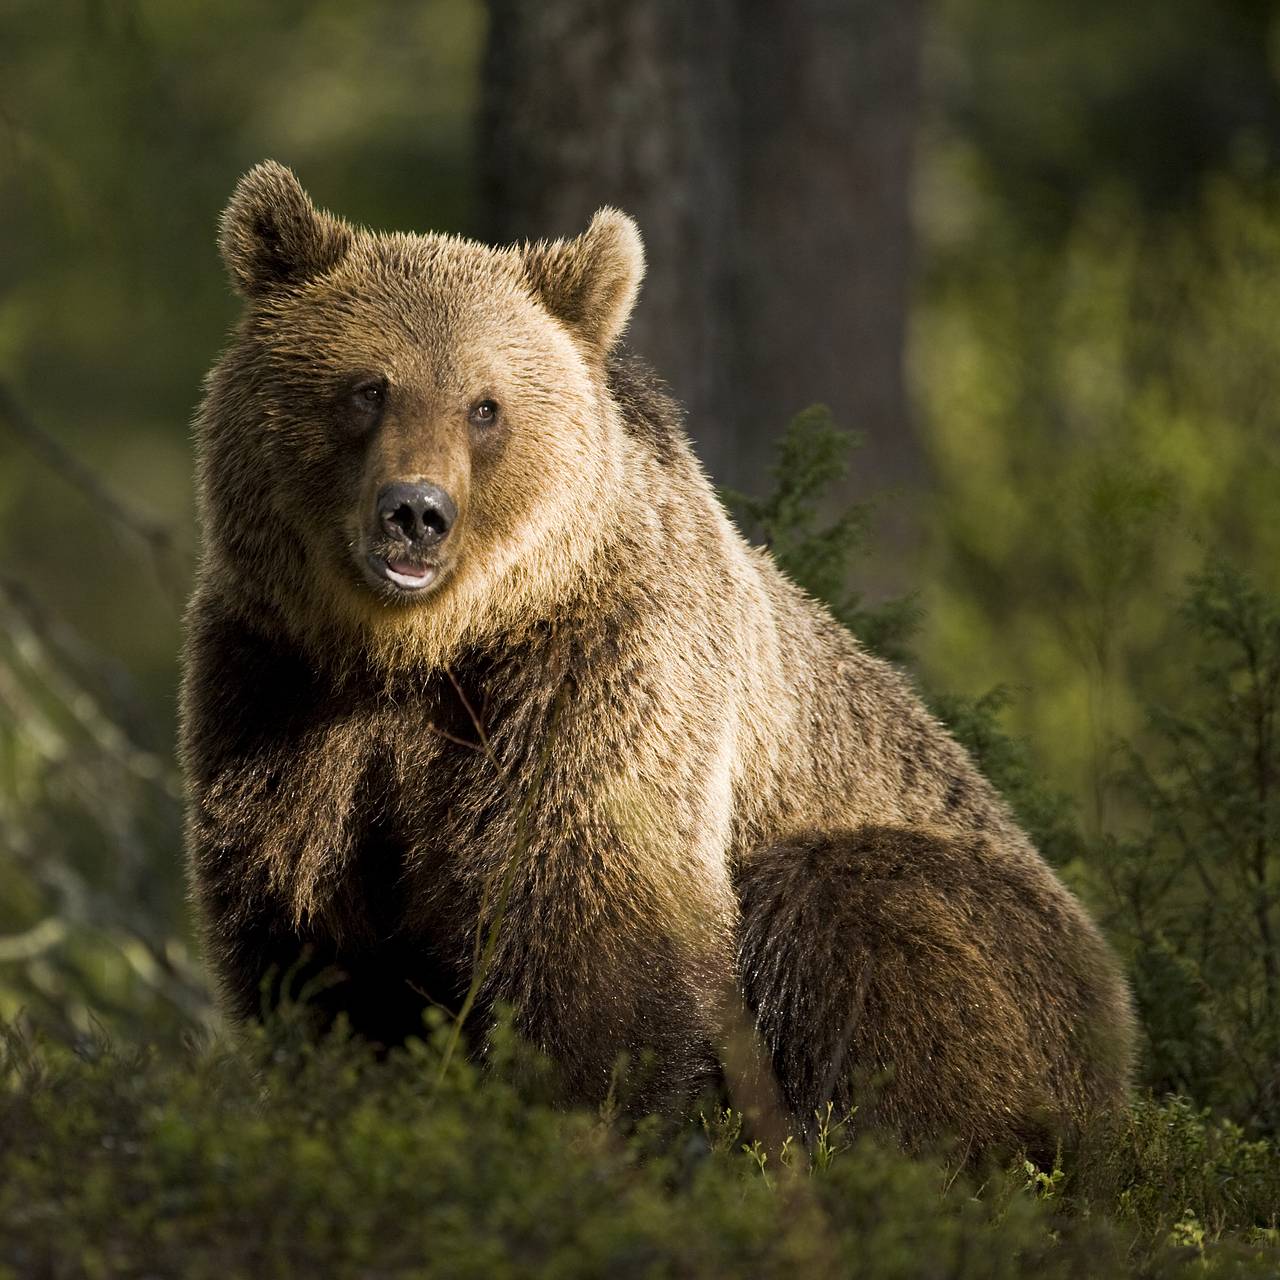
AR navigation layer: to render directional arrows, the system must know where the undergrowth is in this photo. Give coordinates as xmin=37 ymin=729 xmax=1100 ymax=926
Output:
xmin=2 ymin=1017 xmax=1279 ymax=1279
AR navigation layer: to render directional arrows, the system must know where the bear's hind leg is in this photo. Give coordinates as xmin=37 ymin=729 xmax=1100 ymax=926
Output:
xmin=736 ymin=826 xmax=1132 ymax=1160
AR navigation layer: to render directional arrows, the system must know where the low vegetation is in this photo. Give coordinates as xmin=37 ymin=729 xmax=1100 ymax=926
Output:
xmin=2 ymin=1014 xmax=1279 ymax=1279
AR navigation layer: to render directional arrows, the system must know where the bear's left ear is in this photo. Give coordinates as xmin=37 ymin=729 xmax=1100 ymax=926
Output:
xmin=520 ymin=209 xmax=645 ymax=355
xmin=218 ymin=160 xmax=354 ymax=297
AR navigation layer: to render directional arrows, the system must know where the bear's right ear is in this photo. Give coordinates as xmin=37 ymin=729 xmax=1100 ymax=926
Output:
xmin=218 ymin=161 xmax=353 ymax=297
xmin=520 ymin=209 xmax=645 ymax=356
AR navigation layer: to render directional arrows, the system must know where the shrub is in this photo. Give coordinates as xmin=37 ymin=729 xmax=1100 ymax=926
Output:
xmin=6 ymin=1021 xmax=1280 ymax=1279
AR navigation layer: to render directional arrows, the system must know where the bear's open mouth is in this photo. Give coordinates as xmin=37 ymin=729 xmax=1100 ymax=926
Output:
xmin=367 ymin=553 xmax=440 ymax=594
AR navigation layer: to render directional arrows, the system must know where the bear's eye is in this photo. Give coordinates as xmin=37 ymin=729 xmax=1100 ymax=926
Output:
xmin=469 ymin=399 xmax=500 ymax=428
xmin=351 ymin=380 xmax=386 ymax=413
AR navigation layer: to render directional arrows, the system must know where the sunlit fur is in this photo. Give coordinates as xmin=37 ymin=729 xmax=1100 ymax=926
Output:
xmin=183 ymin=162 xmax=1134 ymax=1146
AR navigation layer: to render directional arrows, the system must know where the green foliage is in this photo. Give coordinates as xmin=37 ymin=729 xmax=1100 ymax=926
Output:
xmin=723 ymin=405 xmax=920 ymax=664
xmin=1102 ymin=561 xmax=1280 ymax=1130
xmin=5 ymin=1021 xmax=1280 ymax=1280
xmin=917 ymin=177 xmax=1280 ymax=815
xmin=1081 ymin=1094 xmax=1280 ymax=1246
xmin=1126 ymin=937 xmax=1227 ymax=1112
xmin=933 ymin=0 xmax=1278 ymax=225
xmin=0 ymin=579 xmax=206 ymax=1043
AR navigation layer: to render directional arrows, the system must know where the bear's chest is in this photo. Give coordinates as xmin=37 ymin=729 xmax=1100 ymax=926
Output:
xmin=294 ymin=735 xmax=484 ymax=1028
xmin=292 ymin=641 xmax=562 ymax=970
xmin=328 ymin=697 xmax=508 ymax=944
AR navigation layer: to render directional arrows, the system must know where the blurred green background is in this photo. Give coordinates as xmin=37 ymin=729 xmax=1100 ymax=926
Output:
xmin=2 ymin=0 xmax=1279 ymax=1133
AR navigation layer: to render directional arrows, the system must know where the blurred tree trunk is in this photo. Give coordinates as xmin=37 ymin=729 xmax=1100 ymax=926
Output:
xmin=479 ymin=0 xmax=926 ymax=505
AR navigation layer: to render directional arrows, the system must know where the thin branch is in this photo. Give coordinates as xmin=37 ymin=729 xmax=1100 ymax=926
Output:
xmin=0 ymin=575 xmax=178 ymax=796
xmin=0 ymin=379 xmax=188 ymax=603
xmin=444 ymin=666 xmax=497 ymax=768
xmin=1126 ymin=752 xmax=1221 ymax=900
xmin=0 ymin=918 xmax=67 ymax=963
xmin=422 ymin=721 xmax=483 ymax=753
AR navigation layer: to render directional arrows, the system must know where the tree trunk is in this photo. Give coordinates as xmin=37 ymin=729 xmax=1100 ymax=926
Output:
xmin=479 ymin=0 xmax=925 ymax=504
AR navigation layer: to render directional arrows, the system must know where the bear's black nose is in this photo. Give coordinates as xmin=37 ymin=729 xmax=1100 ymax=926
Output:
xmin=377 ymin=482 xmax=457 ymax=548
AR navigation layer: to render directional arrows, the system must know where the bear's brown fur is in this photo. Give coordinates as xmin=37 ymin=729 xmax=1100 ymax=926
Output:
xmin=182 ymin=161 xmax=1134 ymax=1150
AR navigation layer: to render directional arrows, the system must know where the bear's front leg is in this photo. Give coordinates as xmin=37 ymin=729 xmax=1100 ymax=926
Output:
xmin=183 ymin=602 xmax=452 ymax=1045
xmin=189 ymin=866 xmax=332 ymax=1027
xmin=404 ymin=750 xmax=737 ymax=1113
xmin=469 ymin=847 xmax=732 ymax=1112
xmin=191 ymin=852 xmax=451 ymax=1048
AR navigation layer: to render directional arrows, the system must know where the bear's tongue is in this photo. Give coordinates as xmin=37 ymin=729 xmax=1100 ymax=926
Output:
xmin=387 ymin=558 xmax=431 ymax=580
xmin=383 ymin=558 xmax=437 ymax=591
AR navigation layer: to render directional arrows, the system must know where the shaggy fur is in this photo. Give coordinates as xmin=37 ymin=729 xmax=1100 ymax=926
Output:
xmin=182 ymin=161 xmax=1134 ymax=1144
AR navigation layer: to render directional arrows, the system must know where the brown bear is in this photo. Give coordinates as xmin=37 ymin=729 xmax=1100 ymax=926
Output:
xmin=182 ymin=160 xmax=1134 ymax=1154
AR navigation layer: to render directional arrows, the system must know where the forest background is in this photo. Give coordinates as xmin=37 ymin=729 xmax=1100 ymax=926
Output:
xmin=3 ymin=2 xmax=1280 ymax=1274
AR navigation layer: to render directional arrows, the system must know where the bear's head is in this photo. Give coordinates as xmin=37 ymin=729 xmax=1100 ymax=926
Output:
xmin=198 ymin=161 xmax=645 ymax=671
